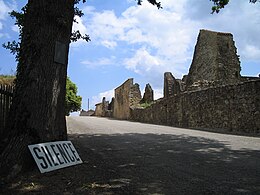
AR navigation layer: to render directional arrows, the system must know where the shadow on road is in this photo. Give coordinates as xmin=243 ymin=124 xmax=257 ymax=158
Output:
xmin=69 ymin=133 xmax=260 ymax=195
xmin=1 ymin=133 xmax=259 ymax=194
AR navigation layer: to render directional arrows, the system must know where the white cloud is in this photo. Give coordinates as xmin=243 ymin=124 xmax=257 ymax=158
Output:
xmin=0 ymin=0 xmax=16 ymax=34
xmin=124 ymin=47 xmax=161 ymax=74
xmin=242 ymin=45 xmax=260 ymax=61
xmin=153 ymin=88 xmax=163 ymax=100
xmin=0 ymin=0 xmax=14 ymax=20
xmin=80 ymin=1 xmax=199 ymax=80
xmin=11 ymin=25 xmax=19 ymax=33
xmin=186 ymin=0 xmax=260 ymax=65
xmin=76 ymin=0 xmax=260 ymax=99
xmin=101 ymin=40 xmax=117 ymax=49
xmin=71 ymin=16 xmax=89 ymax=47
xmin=73 ymin=16 xmax=88 ymax=35
xmin=81 ymin=57 xmax=116 ymax=68
xmin=92 ymin=89 xmax=114 ymax=107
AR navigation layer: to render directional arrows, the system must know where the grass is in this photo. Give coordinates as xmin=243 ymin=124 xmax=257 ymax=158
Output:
xmin=0 ymin=75 xmax=15 ymax=85
xmin=139 ymin=102 xmax=153 ymax=109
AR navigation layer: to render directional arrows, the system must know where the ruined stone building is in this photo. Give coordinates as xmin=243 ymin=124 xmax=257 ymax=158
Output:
xmin=94 ymin=29 xmax=260 ymax=135
xmin=140 ymin=84 xmax=154 ymax=104
xmin=94 ymin=97 xmax=109 ymax=117
xmin=94 ymin=79 xmax=154 ymax=120
xmin=113 ymin=79 xmax=141 ymax=119
xmin=186 ymin=30 xmax=241 ymax=88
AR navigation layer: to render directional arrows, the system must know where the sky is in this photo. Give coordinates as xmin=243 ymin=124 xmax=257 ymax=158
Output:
xmin=0 ymin=0 xmax=260 ymax=111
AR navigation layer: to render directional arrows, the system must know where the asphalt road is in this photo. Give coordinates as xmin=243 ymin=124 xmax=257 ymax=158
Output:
xmin=67 ymin=116 xmax=260 ymax=195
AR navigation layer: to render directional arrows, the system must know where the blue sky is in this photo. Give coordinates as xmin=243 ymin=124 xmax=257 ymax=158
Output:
xmin=0 ymin=0 xmax=260 ymax=111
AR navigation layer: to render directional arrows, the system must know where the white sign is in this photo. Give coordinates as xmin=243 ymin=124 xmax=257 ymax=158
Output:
xmin=28 ymin=141 xmax=82 ymax=173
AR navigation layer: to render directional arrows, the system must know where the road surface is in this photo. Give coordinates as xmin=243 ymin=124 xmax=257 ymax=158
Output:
xmin=67 ymin=116 xmax=260 ymax=194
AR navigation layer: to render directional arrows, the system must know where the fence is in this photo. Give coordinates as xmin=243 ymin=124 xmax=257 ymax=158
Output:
xmin=0 ymin=84 xmax=14 ymax=136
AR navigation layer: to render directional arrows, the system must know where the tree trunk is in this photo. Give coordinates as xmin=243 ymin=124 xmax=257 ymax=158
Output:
xmin=0 ymin=0 xmax=75 ymax=178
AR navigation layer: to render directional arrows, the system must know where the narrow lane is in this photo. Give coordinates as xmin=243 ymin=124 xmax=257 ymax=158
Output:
xmin=67 ymin=116 xmax=260 ymax=194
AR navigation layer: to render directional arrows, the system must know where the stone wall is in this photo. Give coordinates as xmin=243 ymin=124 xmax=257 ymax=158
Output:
xmin=94 ymin=97 xmax=108 ymax=117
xmin=93 ymin=29 xmax=259 ymax=135
xmin=164 ymin=72 xmax=183 ymax=98
xmin=113 ymin=78 xmax=142 ymax=119
xmin=141 ymin=84 xmax=154 ymax=103
xmin=94 ymin=103 xmax=103 ymax=116
xmin=131 ymin=80 xmax=260 ymax=135
xmin=80 ymin=109 xmax=95 ymax=116
xmin=130 ymin=83 xmax=142 ymax=108
xmin=186 ymin=29 xmax=241 ymax=89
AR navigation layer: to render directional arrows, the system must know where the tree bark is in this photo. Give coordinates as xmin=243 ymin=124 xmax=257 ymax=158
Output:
xmin=0 ymin=0 xmax=75 ymax=178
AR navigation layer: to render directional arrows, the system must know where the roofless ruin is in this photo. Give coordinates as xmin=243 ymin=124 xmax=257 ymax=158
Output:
xmin=92 ymin=29 xmax=260 ymax=135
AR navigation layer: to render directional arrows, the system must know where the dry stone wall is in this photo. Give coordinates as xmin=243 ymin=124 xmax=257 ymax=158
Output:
xmin=113 ymin=79 xmax=132 ymax=119
xmin=186 ymin=30 xmax=241 ymax=89
xmin=113 ymin=78 xmax=141 ymax=119
xmin=131 ymin=80 xmax=260 ymax=135
xmin=94 ymin=97 xmax=108 ymax=117
xmin=141 ymin=84 xmax=154 ymax=103
xmin=164 ymin=72 xmax=175 ymax=98
xmin=94 ymin=29 xmax=259 ymax=135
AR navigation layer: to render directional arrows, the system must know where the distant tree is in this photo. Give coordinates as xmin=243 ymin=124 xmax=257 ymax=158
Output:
xmin=65 ymin=77 xmax=82 ymax=116
xmin=211 ymin=0 xmax=259 ymax=13
xmin=0 ymin=0 xmax=162 ymax=179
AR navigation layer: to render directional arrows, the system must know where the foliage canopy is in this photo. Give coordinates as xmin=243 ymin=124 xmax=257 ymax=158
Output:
xmin=211 ymin=0 xmax=259 ymax=13
xmin=65 ymin=77 xmax=82 ymax=116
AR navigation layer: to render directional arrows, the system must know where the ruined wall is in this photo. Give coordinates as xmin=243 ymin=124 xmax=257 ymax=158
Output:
xmin=131 ymin=80 xmax=260 ymax=135
xmin=164 ymin=72 xmax=183 ymax=98
xmin=94 ymin=97 xmax=108 ymax=117
xmin=186 ymin=30 xmax=241 ymax=89
xmin=95 ymin=103 xmax=103 ymax=117
xmin=80 ymin=109 xmax=95 ymax=116
xmin=130 ymin=83 xmax=142 ymax=108
xmin=164 ymin=72 xmax=175 ymax=98
xmin=141 ymin=84 xmax=154 ymax=103
xmin=96 ymin=29 xmax=259 ymax=135
xmin=113 ymin=78 xmax=141 ymax=119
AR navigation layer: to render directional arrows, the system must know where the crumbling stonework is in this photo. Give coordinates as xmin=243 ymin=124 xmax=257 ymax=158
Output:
xmin=130 ymin=83 xmax=142 ymax=108
xmin=131 ymin=80 xmax=260 ymax=135
xmin=186 ymin=29 xmax=241 ymax=89
xmin=129 ymin=29 xmax=259 ymax=135
xmin=94 ymin=97 xmax=108 ymax=117
xmin=141 ymin=84 xmax=154 ymax=103
xmin=94 ymin=29 xmax=260 ymax=135
xmin=164 ymin=72 xmax=175 ymax=98
xmin=94 ymin=79 xmax=154 ymax=120
xmin=164 ymin=72 xmax=182 ymax=98
xmin=113 ymin=78 xmax=142 ymax=119
xmin=80 ymin=109 xmax=95 ymax=116
xmin=108 ymin=97 xmax=114 ymax=111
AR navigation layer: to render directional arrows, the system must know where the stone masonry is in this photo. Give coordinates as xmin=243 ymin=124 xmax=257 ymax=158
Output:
xmin=164 ymin=72 xmax=183 ymax=98
xmin=94 ymin=97 xmax=108 ymax=117
xmin=131 ymin=80 xmax=260 ymax=135
xmin=141 ymin=84 xmax=154 ymax=104
xmin=186 ymin=29 xmax=241 ymax=89
xmin=93 ymin=29 xmax=260 ymax=135
xmin=164 ymin=72 xmax=175 ymax=98
xmin=113 ymin=78 xmax=142 ymax=120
